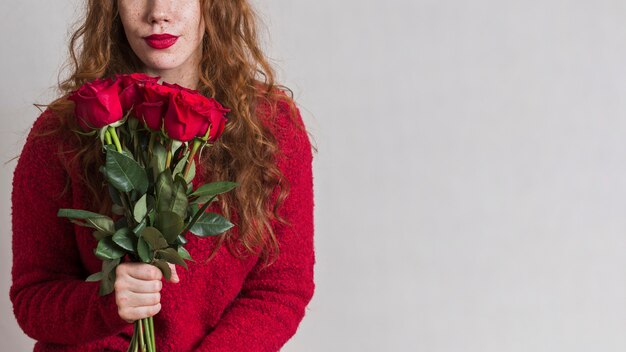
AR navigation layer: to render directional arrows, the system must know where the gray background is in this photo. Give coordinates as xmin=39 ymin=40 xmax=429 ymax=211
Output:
xmin=2 ymin=0 xmax=626 ymax=351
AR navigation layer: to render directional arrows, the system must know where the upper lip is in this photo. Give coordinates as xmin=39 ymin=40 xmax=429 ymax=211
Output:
xmin=143 ymin=33 xmax=178 ymax=40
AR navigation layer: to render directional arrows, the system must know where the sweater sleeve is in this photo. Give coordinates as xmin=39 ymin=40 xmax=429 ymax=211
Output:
xmin=197 ymin=103 xmax=316 ymax=352
xmin=9 ymin=112 xmax=130 ymax=345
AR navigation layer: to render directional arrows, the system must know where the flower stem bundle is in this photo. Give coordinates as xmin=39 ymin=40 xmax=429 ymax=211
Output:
xmin=57 ymin=74 xmax=237 ymax=351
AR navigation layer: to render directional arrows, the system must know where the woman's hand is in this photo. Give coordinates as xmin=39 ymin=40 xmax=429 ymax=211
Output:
xmin=114 ymin=262 xmax=180 ymax=323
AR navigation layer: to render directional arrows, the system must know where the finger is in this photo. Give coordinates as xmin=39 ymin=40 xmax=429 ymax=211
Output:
xmin=124 ymin=276 xmax=162 ymax=294
xmin=128 ymin=264 xmax=163 ymax=281
xmin=168 ymin=263 xmax=180 ymax=283
xmin=118 ymin=291 xmax=161 ymax=308
xmin=119 ymin=303 xmax=162 ymax=322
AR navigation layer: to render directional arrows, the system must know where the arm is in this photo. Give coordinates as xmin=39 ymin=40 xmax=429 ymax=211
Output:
xmin=197 ymin=104 xmax=316 ymax=352
xmin=9 ymin=112 xmax=129 ymax=344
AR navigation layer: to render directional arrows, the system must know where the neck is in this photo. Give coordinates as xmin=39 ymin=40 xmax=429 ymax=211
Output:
xmin=143 ymin=48 xmax=202 ymax=90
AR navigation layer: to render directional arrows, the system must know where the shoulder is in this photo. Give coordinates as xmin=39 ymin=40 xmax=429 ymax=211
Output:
xmin=16 ymin=107 xmax=78 ymax=176
xmin=13 ymin=109 xmax=73 ymax=201
xmin=20 ymin=109 xmax=64 ymax=158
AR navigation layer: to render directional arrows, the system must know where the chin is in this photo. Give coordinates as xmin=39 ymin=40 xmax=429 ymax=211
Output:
xmin=143 ymin=59 xmax=187 ymax=72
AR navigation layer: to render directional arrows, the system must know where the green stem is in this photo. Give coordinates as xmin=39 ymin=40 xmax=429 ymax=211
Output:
xmin=148 ymin=133 xmax=156 ymax=157
xmin=143 ymin=318 xmax=153 ymax=352
xmin=139 ymin=317 xmax=146 ymax=352
xmin=108 ymin=126 xmax=123 ymax=152
xmin=149 ymin=316 xmax=156 ymax=352
xmin=183 ymin=139 xmax=202 ymax=180
xmin=128 ymin=321 xmax=138 ymax=352
xmin=105 ymin=130 xmax=113 ymax=145
xmin=165 ymin=139 xmax=173 ymax=169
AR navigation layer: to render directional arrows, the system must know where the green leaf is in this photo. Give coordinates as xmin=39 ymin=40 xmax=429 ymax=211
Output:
xmin=190 ymin=182 xmax=238 ymax=199
xmin=137 ymin=236 xmax=152 ymax=263
xmin=153 ymin=259 xmax=172 ymax=281
xmin=170 ymin=140 xmax=183 ymax=156
xmin=102 ymin=258 xmax=120 ymax=276
xmin=92 ymin=230 xmax=110 ymax=241
xmin=176 ymin=235 xmax=188 ymax=245
xmin=180 ymin=202 xmax=208 ymax=236
xmin=104 ymin=144 xmax=148 ymax=194
xmin=58 ymin=208 xmax=107 ymax=220
xmin=156 ymin=248 xmax=187 ymax=269
xmin=189 ymin=195 xmax=216 ymax=206
xmin=134 ymin=194 xmax=147 ymax=223
xmin=58 ymin=208 xmax=116 ymax=234
xmin=112 ymin=228 xmax=135 ymax=252
xmin=95 ymin=237 xmax=126 ymax=260
xmin=172 ymin=151 xmax=190 ymax=177
xmin=133 ymin=218 xmax=147 ymax=235
xmin=121 ymin=147 xmax=135 ymax=160
xmin=151 ymin=142 xmax=167 ymax=178
xmin=184 ymin=160 xmax=196 ymax=184
xmin=155 ymin=211 xmax=185 ymax=244
xmin=86 ymin=271 xmax=103 ymax=282
xmin=99 ymin=272 xmax=115 ymax=296
xmin=108 ymin=184 xmax=122 ymax=206
xmin=156 ymin=169 xmax=174 ymax=211
xmin=140 ymin=227 xmax=169 ymax=250
xmin=170 ymin=176 xmax=188 ymax=218
xmin=190 ymin=212 xmax=234 ymax=237
xmin=87 ymin=217 xmax=115 ymax=234
xmin=177 ymin=246 xmax=194 ymax=262
xmin=98 ymin=258 xmax=120 ymax=296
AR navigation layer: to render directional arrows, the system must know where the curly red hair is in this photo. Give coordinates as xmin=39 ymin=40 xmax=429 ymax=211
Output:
xmin=37 ymin=0 xmax=306 ymax=265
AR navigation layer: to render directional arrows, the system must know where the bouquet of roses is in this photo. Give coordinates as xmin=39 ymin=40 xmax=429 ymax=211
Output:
xmin=56 ymin=73 xmax=237 ymax=352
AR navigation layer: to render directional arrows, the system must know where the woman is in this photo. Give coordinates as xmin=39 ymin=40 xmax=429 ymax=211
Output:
xmin=10 ymin=1 xmax=315 ymax=351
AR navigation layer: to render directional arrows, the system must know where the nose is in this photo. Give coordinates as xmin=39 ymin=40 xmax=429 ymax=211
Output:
xmin=147 ymin=0 xmax=171 ymax=25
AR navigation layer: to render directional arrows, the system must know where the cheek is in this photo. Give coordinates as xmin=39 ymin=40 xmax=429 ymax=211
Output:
xmin=118 ymin=3 xmax=143 ymax=35
xmin=181 ymin=3 xmax=205 ymax=43
xmin=117 ymin=2 xmax=132 ymax=27
xmin=195 ymin=23 xmax=206 ymax=46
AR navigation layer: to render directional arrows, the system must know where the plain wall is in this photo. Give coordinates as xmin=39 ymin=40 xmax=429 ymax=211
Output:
xmin=2 ymin=1 xmax=626 ymax=351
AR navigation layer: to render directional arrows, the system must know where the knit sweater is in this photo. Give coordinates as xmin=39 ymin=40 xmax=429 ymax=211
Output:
xmin=10 ymin=101 xmax=315 ymax=351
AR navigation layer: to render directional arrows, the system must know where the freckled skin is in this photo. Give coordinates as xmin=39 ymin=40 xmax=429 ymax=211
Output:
xmin=118 ymin=0 xmax=205 ymax=89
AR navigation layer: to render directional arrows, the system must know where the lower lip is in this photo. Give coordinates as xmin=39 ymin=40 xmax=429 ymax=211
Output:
xmin=144 ymin=37 xmax=178 ymax=49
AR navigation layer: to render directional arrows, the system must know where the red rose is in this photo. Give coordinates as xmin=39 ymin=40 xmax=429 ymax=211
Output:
xmin=199 ymin=98 xmax=228 ymax=142
xmin=163 ymin=90 xmax=229 ymax=142
xmin=68 ymin=77 xmax=123 ymax=131
xmin=162 ymin=81 xmax=198 ymax=95
xmin=134 ymin=81 xmax=176 ymax=131
xmin=116 ymin=73 xmax=160 ymax=111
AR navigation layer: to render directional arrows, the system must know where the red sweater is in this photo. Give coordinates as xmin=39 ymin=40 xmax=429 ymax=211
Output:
xmin=10 ymin=102 xmax=315 ymax=351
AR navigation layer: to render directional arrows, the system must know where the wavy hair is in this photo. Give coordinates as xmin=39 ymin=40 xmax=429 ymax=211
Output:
xmin=38 ymin=0 xmax=304 ymax=265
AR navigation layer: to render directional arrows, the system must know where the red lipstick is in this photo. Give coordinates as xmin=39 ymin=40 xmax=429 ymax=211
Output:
xmin=143 ymin=34 xmax=179 ymax=49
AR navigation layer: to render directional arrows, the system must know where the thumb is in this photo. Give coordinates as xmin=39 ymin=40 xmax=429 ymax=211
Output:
xmin=168 ymin=263 xmax=180 ymax=283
